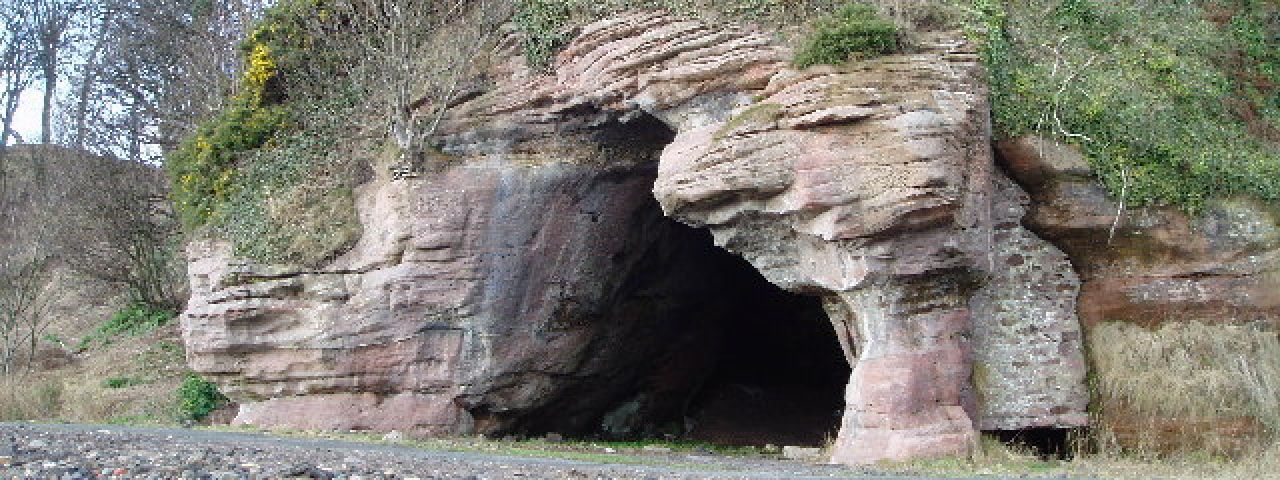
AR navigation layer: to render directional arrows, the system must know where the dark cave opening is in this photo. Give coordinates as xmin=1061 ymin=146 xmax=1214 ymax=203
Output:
xmin=674 ymin=236 xmax=851 ymax=447
xmin=605 ymin=113 xmax=849 ymax=447
xmin=988 ymin=428 xmax=1078 ymax=459
xmin=507 ymin=111 xmax=849 ymax=448
xmin=607 ymin=222 xmax=851 ymax=448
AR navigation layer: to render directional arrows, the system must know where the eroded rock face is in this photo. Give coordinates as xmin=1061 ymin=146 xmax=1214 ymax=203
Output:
xmin=182 ymin=12 xmax=1092 ymax=465
xmin=997 ymin=136 xmax=1280 ymax=451
xmin=185 ymin=156 xmax=751 ymax=435
xmin=998 ymin=136 xmax=1280 ymax=330
xmin=650 ymin=36 xmax=1087 ymax=462
xmin=969 ymin=174 xmax=1088 ymax=431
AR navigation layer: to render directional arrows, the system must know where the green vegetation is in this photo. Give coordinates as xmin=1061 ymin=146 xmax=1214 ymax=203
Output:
xmin=166 ymin=0 xmax=362 ymax=266
xmin=971 ymin=0 xmax=1280 ymax=212
xmin=515 ymin=0 xmax=575 ymax=69
xmin=79 ymin=303 xmax=176 ymax=349
xmin=102 ymin=376 xmax=147 ymax=389
xmin=177 ymin=374 xmax=229 ymax=421
xmin=793 ymin=3 xmax=899 ymax=68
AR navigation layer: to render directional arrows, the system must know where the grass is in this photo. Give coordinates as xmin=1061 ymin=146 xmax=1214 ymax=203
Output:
xmin=3 ymin=322 xmax=190 ymax=426
xmin=79 ymin=303 xmax=176 ymax=349
xmin=200 ymin=425 xmax=760 ymax=469
xmin=1086 ymin=321 xmax=1280 ymax=455
xmin=102 ymin=376 xmax=148 ymax=389
xmin=793 ymin=3 xmax=899 ymax=68
xmin=0 ymin=377 xmax=63 ymax=421
xmin=875 ymin=434 xmax=1280 ymax=479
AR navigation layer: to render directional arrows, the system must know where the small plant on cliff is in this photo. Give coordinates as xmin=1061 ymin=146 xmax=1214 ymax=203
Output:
xmin=177 ymin=374 xmax=229 ymax=421
xmin=88 ymin=303 xmax=176 ymax=346
xmin=794 ymin=3 xmax=900 ymax=68
xmin=515 ymin=0 xmax=575 ymax=70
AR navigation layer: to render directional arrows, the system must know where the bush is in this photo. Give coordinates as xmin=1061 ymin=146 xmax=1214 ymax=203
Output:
xmin=169 ymin=0 xmax=363 ymax=266
xmin=794 ymin=3 xmax=899 ymax=68
xmin=515 ymin=0 xmax=575 ymax=70
xmin=168 ymin=0 xmax=326 ymax=230
xmin=102 ymin=377 xmax=146 ymax=389
xmin=177 ymin=374 xmax=229 ymax=421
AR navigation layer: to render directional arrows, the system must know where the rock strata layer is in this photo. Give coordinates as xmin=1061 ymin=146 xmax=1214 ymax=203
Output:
xmin=182 ymin=12 xmax=1092 ymax=465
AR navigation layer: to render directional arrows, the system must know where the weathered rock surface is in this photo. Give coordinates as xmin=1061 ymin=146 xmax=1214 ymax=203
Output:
xmin=181 ymin=12 xmax=1092 ymax=467
xmin=969 ymin=174 xmax=1088 ymax=431
xmin=997 ymin=136 xmax=1280 ymax=452
xmin=185 ymin=158 xmax=720 ymax=435
xmin=998 ymin=136 xmax=1280 ymax=330
xmin=650 ymin=34 xmax=1087 ymax=463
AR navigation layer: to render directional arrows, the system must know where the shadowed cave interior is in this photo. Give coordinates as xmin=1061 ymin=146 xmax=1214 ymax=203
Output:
xmin=513 ymin=219 xmax=853 ymax=447
xmin=494 ymin=112 xmax=851 ymax=447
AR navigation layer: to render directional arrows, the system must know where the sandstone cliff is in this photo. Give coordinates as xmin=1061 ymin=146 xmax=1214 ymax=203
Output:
xmin=179 ymin=11 xmax=1278 ymax=466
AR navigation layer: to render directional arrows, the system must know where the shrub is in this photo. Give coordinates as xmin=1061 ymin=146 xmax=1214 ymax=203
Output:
xmin=169 ymin=0 xmax=364 ymax=266
xmin=177 ymin=374 xmax=229 ymax=421
xmin=515 ymin=0 xmax=575 ymax=70
xmin=167 ymin=0 xmax=326 ymax=230
xmin=102 ymin=377 xmax=146 ymax=389
xmin=91 ymin=303 xmax=176 ymax=343
xmin=794 ymin=3 xmax=899 ymax=68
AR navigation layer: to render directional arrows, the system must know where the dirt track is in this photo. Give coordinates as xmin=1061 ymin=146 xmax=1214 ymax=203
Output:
xmin=0 ymin=422 xmax=950 ymax=480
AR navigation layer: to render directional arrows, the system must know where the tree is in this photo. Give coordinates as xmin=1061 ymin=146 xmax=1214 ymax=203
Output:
xmin=30 ymin=0 xmax=84 ymax=144
xmin=59 ymin=0 xmax=268 ymax=162
xmin=56 ymin=152 xmax=183 ymax=309
xmin=0 ymin=2 xmax=37 ymax=152
xmin=0 ymin=256 xmax=52 ymax=374
xmin=303 ymin=0 xmax=512 ymax=170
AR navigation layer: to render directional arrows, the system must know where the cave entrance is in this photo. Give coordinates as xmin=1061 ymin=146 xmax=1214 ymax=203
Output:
xmin=601 ymin=218 xmax=851 ymax=448
xmin=672 ymin=229 xmax=850 ymax=447
xmin=602 ymin=113 xmax=849 ymax=448
xmin=512 ymin=111 xmax=849 ymax=448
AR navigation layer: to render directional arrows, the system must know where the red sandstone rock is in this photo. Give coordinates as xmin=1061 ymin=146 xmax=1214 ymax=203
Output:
xmin=996 ymin=136 xmax=1280 ymax=330
xmin=996 ymin=135 xmax=1280 ymax=452
xmin=181 ymin=13 xmax=1094 ymax=466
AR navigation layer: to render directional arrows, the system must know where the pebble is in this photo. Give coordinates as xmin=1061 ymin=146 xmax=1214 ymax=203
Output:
xmin=1 ymin=424 xmax=859 ymax=479
xmin=782 ymin=445 xmax=823 ymax=461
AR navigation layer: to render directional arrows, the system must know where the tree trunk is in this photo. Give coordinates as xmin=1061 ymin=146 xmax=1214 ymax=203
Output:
xmin=40 ymin=61 xmax=55 ymax=144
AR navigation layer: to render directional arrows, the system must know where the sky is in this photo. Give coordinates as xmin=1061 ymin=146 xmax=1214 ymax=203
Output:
xmin=8 ymin=89 xmax=43 ymax=144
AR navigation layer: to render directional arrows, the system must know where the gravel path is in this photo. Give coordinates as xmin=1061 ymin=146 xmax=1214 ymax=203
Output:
xmin=0 ymin=423 xmax=948 ymax=480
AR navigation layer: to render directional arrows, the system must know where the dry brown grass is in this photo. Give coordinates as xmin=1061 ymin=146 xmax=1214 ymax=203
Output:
xmin=882 ymin=435 xmax=1280 ymax=479
xmin=0 ymin=322 xmax=186 ymax=425
xmin=1087 ymin=321 xmax=1280 ymax=455
xmin=0 ymin=376 xmax=64 ymax=421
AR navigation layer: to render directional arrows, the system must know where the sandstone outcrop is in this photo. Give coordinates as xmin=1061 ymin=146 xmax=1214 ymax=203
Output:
xmin=998 ymin=136 xmax=1280 ymax=330
xmin=182 ymin=12 xmax=1093 ymax=466
xmin=997 ymin=136 xmax=1280 ymax=452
